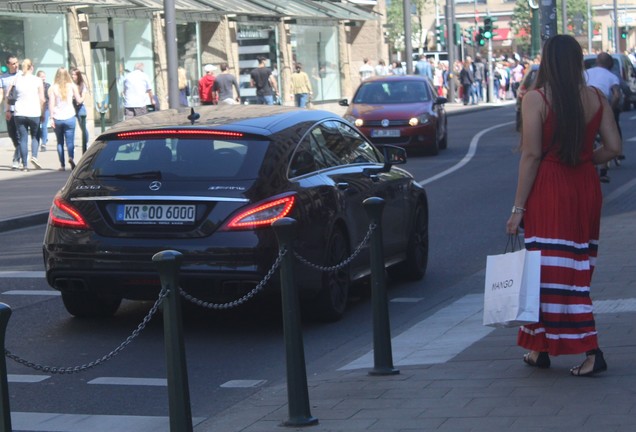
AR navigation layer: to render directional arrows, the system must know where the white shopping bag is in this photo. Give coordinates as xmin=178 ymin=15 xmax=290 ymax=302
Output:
xmin=483 ymin=248 xmax=541 ymax=328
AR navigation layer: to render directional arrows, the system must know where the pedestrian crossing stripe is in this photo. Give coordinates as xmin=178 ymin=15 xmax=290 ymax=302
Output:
xmin=11 ymin=412 xmax=206 ymax=432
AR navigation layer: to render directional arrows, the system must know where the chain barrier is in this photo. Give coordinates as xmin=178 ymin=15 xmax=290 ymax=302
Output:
xmin=179 ymin=249 xmax=287 ymax=310
xmin=3 ymin=223 xmax=375 ymax=374
xmin=4 ymin=287 xmax=169 ymax=374
xmin=294 ymin=223 xmax=376 ymax=272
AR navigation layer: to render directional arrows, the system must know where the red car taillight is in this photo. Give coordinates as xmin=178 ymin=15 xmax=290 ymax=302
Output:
xmin=49 ymin=196 xmax=90 ymax=230
xmin=223 ymin=195 xmax=295 ymax=230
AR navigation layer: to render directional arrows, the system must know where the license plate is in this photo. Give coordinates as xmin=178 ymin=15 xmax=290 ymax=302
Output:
xmin=116 ymin=204 xmax=196 ymax=225
xmin=371 ymin=129 xmax=400 ymax=138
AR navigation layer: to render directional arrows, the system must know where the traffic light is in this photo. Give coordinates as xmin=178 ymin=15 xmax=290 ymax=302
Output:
xmin=435 ymin=24 xmax=446 ymax=48
xmin=483 ymin=16 xmax=498 ymax=39
xmin=464 ymin=27 xmax=473 ymax=46
xmin=476 ymin=27 xmax=486 ymax=46
xmin=454 ymin=23 xmax=461 ymax=45
xmin=620 ymin=26 xmax=628 ymax=39
xmin=0 ymin=65 xmax=7 ymax=74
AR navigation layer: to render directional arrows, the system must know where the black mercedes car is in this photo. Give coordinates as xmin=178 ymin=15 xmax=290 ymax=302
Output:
xmin=43 ymin=105 xmax=429 ymax=321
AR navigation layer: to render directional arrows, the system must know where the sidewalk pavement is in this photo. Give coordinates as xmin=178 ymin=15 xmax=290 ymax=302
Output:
xmin=194 ymin=184 xmax=636 ymax=431
xmin=5 ymin=100 xmax=634 ymax=432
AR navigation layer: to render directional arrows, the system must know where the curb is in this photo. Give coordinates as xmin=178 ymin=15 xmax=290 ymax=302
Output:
xmin=0 ymin=211 xmax=49 ymax=234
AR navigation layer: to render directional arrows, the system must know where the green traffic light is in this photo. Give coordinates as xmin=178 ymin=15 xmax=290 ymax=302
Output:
xmin=483 ymin=16 xmax=496 ymax=40
xmin=0 ymin=65 xmax=7 ymax=73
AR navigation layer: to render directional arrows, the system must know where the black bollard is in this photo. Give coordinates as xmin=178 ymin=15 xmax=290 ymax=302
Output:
xmin=152 ymin=250 xmax=193 ymax=432
xmin=0 ymin=304 xmax=12 ymax=432
xmin=363 ymin=197 xmax=399 ymax=376
xmin=272 ymin=218 xmax=318 ymax=427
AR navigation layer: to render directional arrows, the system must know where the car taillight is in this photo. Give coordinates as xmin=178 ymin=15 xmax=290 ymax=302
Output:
xmin=224 ymin=195 xmax=295 ymax=230
xmin=49 ymin=196 xmax=90 ymax=230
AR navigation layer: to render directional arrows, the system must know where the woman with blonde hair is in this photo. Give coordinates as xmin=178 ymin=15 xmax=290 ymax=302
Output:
xmin=49 ymin=67 xmax=81 ymax=171
xmin=177 ymin=66 xmax=190 ymax=107
xmin=12 ymin=58 xmax=45 ymax=171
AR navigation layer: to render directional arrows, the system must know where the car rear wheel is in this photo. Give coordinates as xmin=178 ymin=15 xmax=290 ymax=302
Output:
xmin=314 ymin=226 xmax=350 ymax=321
xmin=61 ymin=291 xmax=122 ymax=318
xmin=388 ymin=201 xmax=428 ymax=281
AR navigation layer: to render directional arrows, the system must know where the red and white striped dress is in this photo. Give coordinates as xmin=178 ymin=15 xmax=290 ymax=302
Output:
xmin=517 ymin=89 xmax=603 ymax=356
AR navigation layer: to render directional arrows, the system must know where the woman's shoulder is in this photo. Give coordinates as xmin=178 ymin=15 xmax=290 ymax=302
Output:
xmin=523 ymin=88 xmax=546 ymax=103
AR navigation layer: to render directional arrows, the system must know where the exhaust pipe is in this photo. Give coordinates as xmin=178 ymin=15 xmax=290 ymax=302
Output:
xmin=53 ymin=278 xmax=88 ymax=292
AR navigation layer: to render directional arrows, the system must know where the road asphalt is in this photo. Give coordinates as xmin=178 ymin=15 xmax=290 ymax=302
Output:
xmin=2 ymin=100 xmax=636 ymax=432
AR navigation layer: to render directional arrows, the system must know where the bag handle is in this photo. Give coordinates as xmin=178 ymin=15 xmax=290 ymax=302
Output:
xmin=505 ymin=234 xmax=523 ymax=253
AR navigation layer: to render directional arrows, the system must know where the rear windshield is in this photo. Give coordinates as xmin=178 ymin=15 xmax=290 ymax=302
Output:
xmin=84 ymin=138 xmax=269 ymax=179
xmin=353 ymin=81 xmax=432 ymax=104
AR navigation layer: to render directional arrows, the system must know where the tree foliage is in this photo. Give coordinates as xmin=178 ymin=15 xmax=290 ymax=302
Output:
xmin=510 ymin=0 xmax=593 ymax=55
xmin=385 ymin=0 xmax=432 ymax=53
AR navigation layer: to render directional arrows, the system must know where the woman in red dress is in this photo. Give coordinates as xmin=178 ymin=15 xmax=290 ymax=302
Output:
xmin=506 ymin=35 xmax=622 ymax=376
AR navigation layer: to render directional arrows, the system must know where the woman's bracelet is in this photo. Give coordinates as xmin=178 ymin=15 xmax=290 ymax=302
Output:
xmin=511 ymin=205 xmax=526 ymax=214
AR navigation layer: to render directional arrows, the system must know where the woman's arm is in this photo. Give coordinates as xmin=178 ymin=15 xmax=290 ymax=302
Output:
xmin=38 ymin=80 xmax=45 ymax=114
xmin=48 ymin=86 xmax=55 ymax=115
xmin=506 ymin=90 xmax=544 ymax=234
xmin=592 ymin=91 xmax=622 ymax=165
xmin=72 ymin=83 xmax=82 ymax=104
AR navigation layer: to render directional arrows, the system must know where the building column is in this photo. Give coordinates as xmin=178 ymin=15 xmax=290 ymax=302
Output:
xmin=152 ymin=12 xmax=168 ymax=110
xmin=278 ymin=19 xmax=293 ymax=106
xmin=67 ymin=7 xmax=94 ymax=134
xmin=221 ymin=17 xmax=240 ymax=78
xmin=339 ymin=22 xmax=353 ymax=100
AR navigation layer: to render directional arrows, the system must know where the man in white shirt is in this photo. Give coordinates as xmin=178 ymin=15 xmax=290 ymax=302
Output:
xmin=585 ymin=52 xmax=623 ymax=181
xmin=123 ymin=62 xmax=154 ymax=120
xmin=359 ymin=58 xmax=374 ymax=81
xmin=0 ymin=54 xmax=22 ymax=169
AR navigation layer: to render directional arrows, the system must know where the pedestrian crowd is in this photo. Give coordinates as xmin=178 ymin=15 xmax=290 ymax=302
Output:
xmin=357 ymin=54 xmax=539 ymax=105
xmin=1 ymin=54 xmax=88 ymax=172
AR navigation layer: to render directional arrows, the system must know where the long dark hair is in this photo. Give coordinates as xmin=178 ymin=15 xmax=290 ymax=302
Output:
xmin=70 ymin=67 xmax=87 ymax=92
xmin=534 ymin=35 xmax=585 ymax=165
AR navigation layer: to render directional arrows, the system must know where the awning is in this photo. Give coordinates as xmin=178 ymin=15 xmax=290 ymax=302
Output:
xmin=493 ymin=28 xmax=511 ymax=41
xmin=0 ymin=0 xmax=379 ymax=22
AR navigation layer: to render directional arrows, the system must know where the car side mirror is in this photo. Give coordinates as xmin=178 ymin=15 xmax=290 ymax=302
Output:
xmin=338 ymin=98 xmax=349 ymax=107
xmin=434 ymin=96 xmax=447 ymax=106
xmin=378 ymin=144 xmax=407 ymax=168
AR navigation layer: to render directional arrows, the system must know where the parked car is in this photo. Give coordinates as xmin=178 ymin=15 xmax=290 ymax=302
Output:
xmin=339 ymin=75 xmax=447 ymax=155
xmin=515 ymin=64 xmax=540 ymax=132
xmin=584 ymin=53 xmax=636 ymax=111
xmin=43 ymin=105 xmax=429 ymax=321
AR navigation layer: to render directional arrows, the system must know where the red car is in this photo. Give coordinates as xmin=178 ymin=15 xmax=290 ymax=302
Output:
xmin=339 ymin=75 xmax=448 ymax=155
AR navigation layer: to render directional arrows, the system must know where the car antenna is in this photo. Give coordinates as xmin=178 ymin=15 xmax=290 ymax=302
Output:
xmin=187 ymin=107 xmax=200 ymax=125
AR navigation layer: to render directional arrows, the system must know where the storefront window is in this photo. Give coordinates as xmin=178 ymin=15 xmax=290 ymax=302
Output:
xmin=177 ymin=22 xmax=198 ymax=105
xmin=291 ymin=24 xmax=340 ymax=102
xmin=112 ymin=19 xmax=155 ymax=121
xmin=1 ymin=14 xmax=66 ymax=133
xmin=237 ymin=25 xmax=277 ymax=105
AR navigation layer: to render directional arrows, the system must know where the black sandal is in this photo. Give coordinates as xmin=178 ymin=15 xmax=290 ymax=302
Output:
xmin=523 ymin=351 xmax=550 ymax=369
xmin=570 ymin=349 xmax=607 ymax=377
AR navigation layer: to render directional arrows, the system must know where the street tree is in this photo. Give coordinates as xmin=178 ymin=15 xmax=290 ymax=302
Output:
xmin=510 ymin=0 xmax=593 ymax=56
xmin=385 ymin=0 xmax=434 ymax=59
